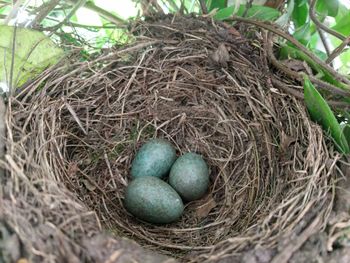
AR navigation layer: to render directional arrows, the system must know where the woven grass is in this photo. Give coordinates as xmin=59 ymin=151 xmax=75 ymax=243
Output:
xmin=0 ymin=15 xmax=341 ymax=262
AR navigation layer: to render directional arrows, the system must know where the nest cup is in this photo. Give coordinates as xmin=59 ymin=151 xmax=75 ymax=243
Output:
xmin=1 ymin=15 xmax=340 ymax=262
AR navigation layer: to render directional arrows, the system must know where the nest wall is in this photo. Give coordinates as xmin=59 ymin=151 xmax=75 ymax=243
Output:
xmin=0 ymin=15 xmax=340 ymax=262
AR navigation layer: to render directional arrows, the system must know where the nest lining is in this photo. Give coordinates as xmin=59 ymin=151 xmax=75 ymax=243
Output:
xmin=0 ymin=15 xmax=340 ymax=262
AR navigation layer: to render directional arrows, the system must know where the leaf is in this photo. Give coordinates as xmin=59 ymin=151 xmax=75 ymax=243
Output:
xmin=195 ymin=196 xmax=217 ymax=219
xmin=0 ymin=25 xmax=64 ymax=89
xmin=293 ymin=22 xmax=311 ymax=45
xmin=339 ymin=49 xmax=350 ymax=75
xmin=316 ymin=0 xmax=339 ymax=17
xmin=206 ymin=0 xmax=227 ymax=11
xmin=214 ymin=4 xmax=280 ymax=21
xmin=82 ymin=179 xmax=96 ymax=191
xmin=310 ymin=48 xmax=327 ymax=61
xmin=332 ymin=11 xmax=350 ymax=36
xmin=335 ymin=3 xmax=350 ymax=23
xmin=303 ymin=75 xmax=350 ymax=154
xmin=214 ymin=6 xmax=234 ymax=20
xmin=276 ymin=0 xmax=295 ymax=27
xmin=237 ymin=4 xmax=280 ymax=21
xmin=292 ymin=0 xmax=309 ymax=28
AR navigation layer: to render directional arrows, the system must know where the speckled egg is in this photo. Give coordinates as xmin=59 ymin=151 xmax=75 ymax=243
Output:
xmin=131 ymin=139 xmax=177 ymax=179
xmin=124 ymin=176 xmax=184 ymax=224
xmin=169 ymin=152 xmax=209 ymax=201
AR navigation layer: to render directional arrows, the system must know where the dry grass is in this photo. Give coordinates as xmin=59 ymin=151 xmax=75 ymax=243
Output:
xmin=0 ymin=15 xmax=341 ymax=262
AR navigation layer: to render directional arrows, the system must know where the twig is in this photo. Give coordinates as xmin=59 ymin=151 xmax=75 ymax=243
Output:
xmin=317 ymin=28 xmax=331 ymax=57
xmin=8 ymin=25 xmax=17 ymax=95
xmin=45 ymin=16 xmax=118 ymax=29
xmin=0 ymin=97 xmax=5 ymax=180
xmin=83 ymin=1 xmax=125 ymax=25
xmin=242 ymin=0 xmax=254 ymax=18
xmin=271 ymin=78 xmax=350 ymax=109
xmin=139 ymin=0 xmax=164 ymax=15
xmin=3 ymin=0 xmax=23 ymax=25
xmin=198 ymin=0 xmax=208 ymax=14
xmin=30 ymin=0 xmax=60 ymax=27
xmin=47 ymin=0 xmax=87 ymax=32
xmin=309 ymin=0 xmax=347 ymax=41
xmin=65 ymin=0 xmax=125 ymax=26
xmin=309 ymin=0 xmax=350 ymax=65
xmin=162 ymin=0 xmax=179 ymax=12
xmin=266 ymin=32 xmax=350 ymax=97
xmin=326 ymin=36 xmax=350 ymax=64
xmin=228 ymin=15 xmax=350 ymax=87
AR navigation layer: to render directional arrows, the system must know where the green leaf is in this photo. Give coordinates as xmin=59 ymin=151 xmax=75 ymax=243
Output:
xmin=339 ymin=49 xmax=350 ymax=75
xmin=239 ymin=5 xmax=281 ymax=21
xmin=310 ymin=48 xmax=327 ymax=61
xmin=0 ymin=25 xmax=64 ymax=89
xmin=292 ymin=0 xmax=308 ymax=28
xmin=206 ymin=0 xmax=227 ymax=12
xmin=316 ymin=0 xmax=339 ymax=17
xmin=293 ymin=22 xmax=311 ymax=45
xmin=336 ymin=3 xmax=350 ymax=23
xmin=303 ymin=75 xmax=350 ymax=154
xmin=214 ymin=4 xmax=280 ymax=21
xmin=332 ymin=11 xmax=350 ymax=36
xmin=275 ymin=0 xmax=294 ymax=27
xmin=214 ymin=6 xmax=234 ymax=20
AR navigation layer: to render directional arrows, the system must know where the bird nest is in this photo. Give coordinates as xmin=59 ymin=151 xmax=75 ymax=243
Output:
xmin=0 ymin=15 xmax=341 ymax=262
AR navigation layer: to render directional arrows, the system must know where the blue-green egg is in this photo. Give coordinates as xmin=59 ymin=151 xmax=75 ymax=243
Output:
xmin=169 ymin=152 xmax=209 ymax=201
xmin=124 ymin=176 xmax=184 ymax=224
xmin=131 ymin=139 xmax=176 ymax=179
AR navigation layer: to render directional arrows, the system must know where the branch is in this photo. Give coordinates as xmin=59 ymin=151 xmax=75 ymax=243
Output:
xmin=271 ymin=78 xmax=350 ymax=109
xmin=3 ymin=0 xmax=23 ymax=25
xmin=309 ymin=0 xmax=347 ymax=41
xmin=161 ymin=0 xmax=179 ymax=12
xmin=64 ymin=0 xmax=125 ymax=27
xmin=9 ymin=25 xmax=17 ymax=94
xmin=198 ymin=0 xmax=208 ymax=14
xmin=317 ymin=28 xmax=331 ymax=57
xmin=265 ymin=32 xmax=350 ymax=97
xmin=326 ymin=36 xmax=350 ymax=64
xmin=0 ymin=97 xmax=5 ymax=180
xmin=30 ymin=0 xmax=61 ymax=27
xmin=83 ymin=1 xmax=125 ymax=26
xmin=49 ymin=0 xmax=87 ymax=31
xmin=228 ymin=15 xmax=350 ymax=87
xmin=44 ymin=15 xmax=118 ymax=29
xmin=242 ymin=0 xmax=254 ymax=18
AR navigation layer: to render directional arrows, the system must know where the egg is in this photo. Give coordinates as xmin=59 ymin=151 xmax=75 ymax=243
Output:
xmin=131 ymin=139 xmax=177 ymax=179
xmin=169 ymin=152 xmax=209 ymax=201
xmin=124 ymin=176 xmax=184 ymax=224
